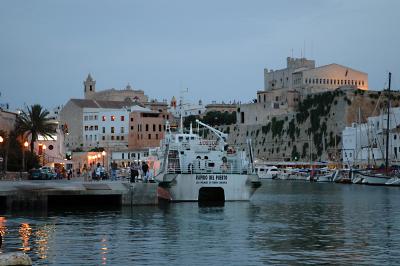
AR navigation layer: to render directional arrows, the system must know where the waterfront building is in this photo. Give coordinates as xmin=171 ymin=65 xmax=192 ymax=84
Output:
xmin=342 ymin=107 xmax=400 ymax=168
xmin=60 ymin=99 xmax=134 ymax=151
xmin=128 ymin=106 xmax=164 ymax=150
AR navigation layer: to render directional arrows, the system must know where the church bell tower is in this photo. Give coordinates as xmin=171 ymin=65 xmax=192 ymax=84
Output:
xmin=84 ymin=73 xmax=96 ymax=99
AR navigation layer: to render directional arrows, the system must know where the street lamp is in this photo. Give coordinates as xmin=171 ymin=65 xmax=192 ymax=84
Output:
xmin=22 ymin=141 xmax=28 ymax=171
xmin=102 ymin=151 xmax=106 ymax=167
xmin=0 ymin=136 xmax=3 ymax=172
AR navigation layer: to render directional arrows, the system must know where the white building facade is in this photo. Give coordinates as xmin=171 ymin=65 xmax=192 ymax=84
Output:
xmin=82 ymin=108 xmax=129 ymax=150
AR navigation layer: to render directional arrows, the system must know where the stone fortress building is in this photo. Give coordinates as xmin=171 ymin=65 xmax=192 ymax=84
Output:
xmin=83 ymin=74 xmax=148 ymax=103
xmin=238 ymin=57 xmax=368 ymax=126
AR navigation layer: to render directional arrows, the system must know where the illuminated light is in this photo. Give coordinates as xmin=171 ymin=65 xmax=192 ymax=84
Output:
xmin=0 ymin=136 xmax=3 ymax=143
xmin=24 ymin=141 xmax=29 ymax=148
xmin=97 ymin=154 xmax=101 ymax=159
xmin=102 ymin=151 xmax=106 ymax=156
xmin=43 ymin=145 xmax=47 ymax=150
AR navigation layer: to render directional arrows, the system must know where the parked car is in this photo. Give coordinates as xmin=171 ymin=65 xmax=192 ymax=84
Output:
xmin=39 ymin=167 xmax=57 ymax=179
xmin=28 ymin=169 xmax=45 ymax=180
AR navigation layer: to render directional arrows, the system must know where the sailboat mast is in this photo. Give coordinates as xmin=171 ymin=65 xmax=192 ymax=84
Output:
xmin=385 ymin=72 xmax=391 ymax=173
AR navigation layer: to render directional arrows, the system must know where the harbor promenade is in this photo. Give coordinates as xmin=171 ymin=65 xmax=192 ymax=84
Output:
xmin=0 ymin=179 xmax=159 ymax=210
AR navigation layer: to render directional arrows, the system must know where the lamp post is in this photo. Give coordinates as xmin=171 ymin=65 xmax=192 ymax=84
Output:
xmin=0 ymin=136 xmax=3 ymax=172
xmin=42 ymin=144 xmax=47 ymax=166
xmin=22 ymin=141 xmax=28 ymax=171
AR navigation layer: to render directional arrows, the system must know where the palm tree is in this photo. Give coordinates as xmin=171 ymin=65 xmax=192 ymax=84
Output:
xmin=16 ymin=104 xmax=57 ymax=153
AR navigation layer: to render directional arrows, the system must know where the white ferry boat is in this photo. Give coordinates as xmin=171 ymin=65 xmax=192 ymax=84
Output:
xmin=152 ymin=120 xmax=261 ymax=202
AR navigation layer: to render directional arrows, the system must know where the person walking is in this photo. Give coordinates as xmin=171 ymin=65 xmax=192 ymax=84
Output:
xmin=142 ymin=161 xmax=149 ymax=183
xmin=130 ymin=162 xmax=139 ymax=183
xmin=111 ymin=161 xmax=117 ymax=181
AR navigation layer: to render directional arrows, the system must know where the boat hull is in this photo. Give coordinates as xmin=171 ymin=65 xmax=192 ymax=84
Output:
xmin=361 ymin=175 xmax=390 ymax=185
xmin=157 ymin=173 xmax=261 ymax=202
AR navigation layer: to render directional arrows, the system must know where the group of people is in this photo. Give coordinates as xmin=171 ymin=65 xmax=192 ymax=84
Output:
xmin=78 ymin=161 xmax=152 ymax=183
xmin=129 ymin=161 xmax=151 ymax=183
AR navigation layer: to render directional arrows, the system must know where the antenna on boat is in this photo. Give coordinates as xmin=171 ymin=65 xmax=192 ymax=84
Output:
xmin=195 ymin=119 xmax=227 ymax=145
xmin=180 ymin=115 xmax=183 ymax=134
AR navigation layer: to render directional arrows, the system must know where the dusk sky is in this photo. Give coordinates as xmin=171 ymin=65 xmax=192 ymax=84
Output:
xmin=0 ymin=0 xmax=399 ymax=110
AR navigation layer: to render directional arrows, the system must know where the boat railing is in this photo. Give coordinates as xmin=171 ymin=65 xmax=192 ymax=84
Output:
xmin=166 ymin=162 xmax=249 ymax=174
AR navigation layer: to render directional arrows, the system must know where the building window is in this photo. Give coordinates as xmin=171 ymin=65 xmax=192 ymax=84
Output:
xmin=89 ymin=126 xmax=93 ymax=131
xmin=121 ymin=127 xmax=124 ymax=133
xmin=121 ymin=136 xmax=124 ymax=140
xmin=159 ymin=125 xmax=162 ymax=131
xmin=102 ymin=136 xmax=105 ymax=140
xmin=156 ymin=134 xmax=158 ymax=139
xmin=95 ymin=135 xmax=97 ymax=141
xmin=111 ymin=136 xmax=115 ymax=140
xmin=121 ymin=116 xmax=124 ymax=121
xmin=122 ymin=153 xmax=124 ymax=159
xmin=95 ymin=125 xmax=98 ymax=130
xmin=148 ymin=134 xmax=151 ymax=139
xmin=362 ymin=81 xmax=364 ymax=86
xmin=131 ymin=126 xmax=134 ymax=130
xmin=94 ymin=115 xmax=98 ymax=120
xmin=102 ymin=127 xmax=105 ymax=133
xmin=84 ymin=116 xmax=88 ymax=121
xmin=153 ymin=124 xmax=156 ymax=131
xmin=131 ymin=117 xmax=133 ymax=122
xmin=116 ymin=136 xmax=120 ymax=140
xmin=85 ymin=126 xmax=88 ymax=131
xmin=111 ymin=115 xmax=115 ymax=121
xmin=111 ymin=127 xmax=115 ymax=133
xmin=146 ymin=124 xmax=149 ymax=131
xmin=102 ymin=116 xmax=106 ymax=121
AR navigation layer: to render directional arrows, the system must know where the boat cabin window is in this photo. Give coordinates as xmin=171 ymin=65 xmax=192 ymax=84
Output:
xmin=204 ymin=156 xmax=208 ymax=160
xmin=180 ymin=151 xmax=184 ymax=155
xmin=259 ymin=169 xmax=265 ymax=172
xmin=178 ymin=136 xmax=183 ymax=142
xmin=191 ymin=137 xmax=195 ymax=140
xmin=208 ymin=162 xmax=215 ymax=167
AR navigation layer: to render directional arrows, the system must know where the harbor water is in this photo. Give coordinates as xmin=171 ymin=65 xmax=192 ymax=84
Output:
xmin=1 ymin=180 xmax=400 ymax=265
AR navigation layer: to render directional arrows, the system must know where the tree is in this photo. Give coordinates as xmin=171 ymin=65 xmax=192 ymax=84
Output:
xmin=15 ymin=104 xmax=57 ymax=153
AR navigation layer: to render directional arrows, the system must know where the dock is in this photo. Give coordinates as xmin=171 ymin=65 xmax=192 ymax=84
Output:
xmin=0 ymin=180 xmax=159 ymax=210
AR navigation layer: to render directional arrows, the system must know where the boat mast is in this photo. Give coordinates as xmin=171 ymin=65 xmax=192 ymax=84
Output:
xmin=385 ymin=72 xmax=391 ymax=173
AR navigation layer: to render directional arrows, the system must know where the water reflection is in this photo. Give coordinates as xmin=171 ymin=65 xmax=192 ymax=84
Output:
xmin=100 ymin=237 xmax=108 ymax=265
xmin=19 ymin=223 xmax=32 ymax=252
xmin=1 ymin=181 xmax=400 ymax=265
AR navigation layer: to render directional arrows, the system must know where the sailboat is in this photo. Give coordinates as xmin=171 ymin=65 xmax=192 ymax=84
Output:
xmin=353 ymin=73 xmax=393 ymax=185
